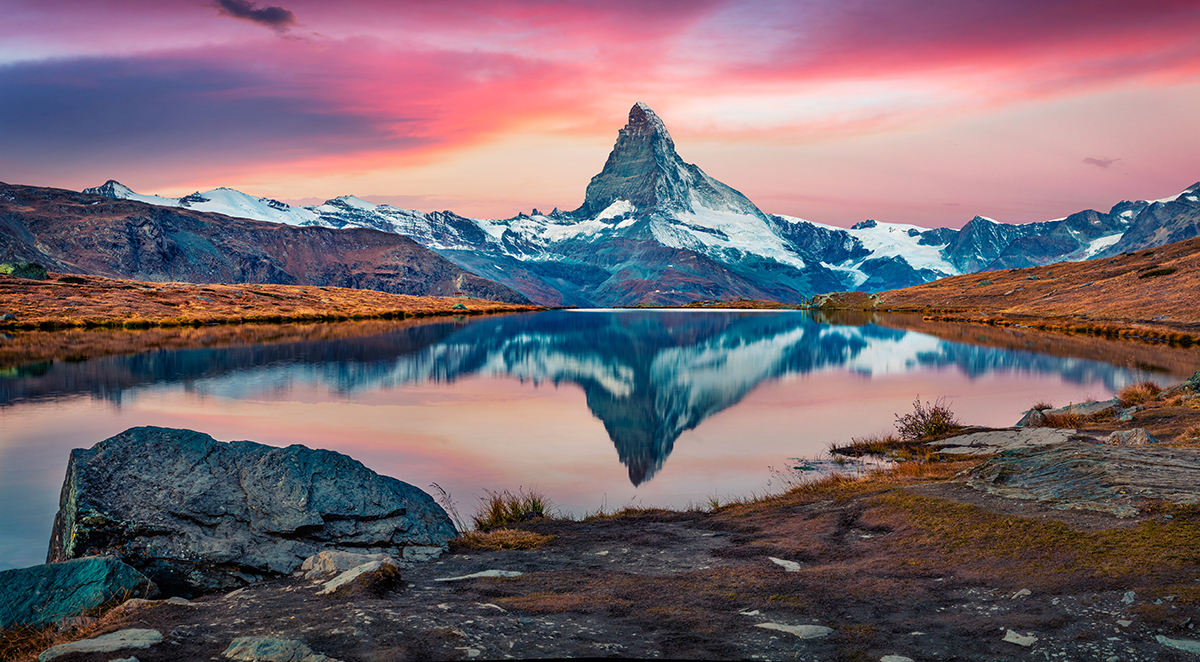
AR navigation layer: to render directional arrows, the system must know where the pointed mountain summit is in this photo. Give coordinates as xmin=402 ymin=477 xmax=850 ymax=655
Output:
xmin=82 ymin=179 xmax=137 ymax=198
xmin=575 ymin=102 xmax=765 ymax=219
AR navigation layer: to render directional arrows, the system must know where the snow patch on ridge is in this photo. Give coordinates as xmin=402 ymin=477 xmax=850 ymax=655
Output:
xmin=596 ymin=199 xmax=636 ymax=221
xmin=665 ymin=205 xmax=807 ymax=270
xmin=1084 ymin=233 xmax=1123 ymax=258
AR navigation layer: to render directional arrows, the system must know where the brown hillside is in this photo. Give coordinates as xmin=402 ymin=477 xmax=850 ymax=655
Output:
xmin=0 ymin=272 xmax=541 ymax=332
xmin=837 ymin=235 xmax=1200 ymax=342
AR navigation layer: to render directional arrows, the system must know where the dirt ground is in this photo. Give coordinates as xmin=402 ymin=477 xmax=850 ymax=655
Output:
xmin=17 ymin=464 xmax=1200 ymax=662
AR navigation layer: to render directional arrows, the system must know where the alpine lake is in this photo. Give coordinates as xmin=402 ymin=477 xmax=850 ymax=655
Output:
xmin=3 ymin=308 xmax=1199 ymax=571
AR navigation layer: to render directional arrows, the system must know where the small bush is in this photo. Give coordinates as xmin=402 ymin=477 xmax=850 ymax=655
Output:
xmin=894 ymin=396 xmax=959 ymax=441
xmin=1031 ymin=400 xmax=1054 ymax=411
xmin=0 ymin=262 xmax=49 ymax=280
xmin=1139 ymin=267 xmax=1177 ymax=279
xmin=1118 ymin=380 xmax=1163 ymax=406
xmin=472 ymin=488 xmax=552 ymax=531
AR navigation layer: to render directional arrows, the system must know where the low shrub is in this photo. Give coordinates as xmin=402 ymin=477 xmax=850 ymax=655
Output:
xmin=1139 ymin=267 xmax=1177 ymax=279
xmin=894 ymin=396 xmax=959 ymax=441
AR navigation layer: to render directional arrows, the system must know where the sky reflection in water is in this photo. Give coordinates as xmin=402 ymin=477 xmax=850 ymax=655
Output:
xmin=0 ymin=310 xmax=1188 ymax=570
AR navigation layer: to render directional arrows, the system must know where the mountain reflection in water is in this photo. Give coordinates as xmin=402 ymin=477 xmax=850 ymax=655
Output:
xmin=0 ymin=310 xmax=1177 ymax=486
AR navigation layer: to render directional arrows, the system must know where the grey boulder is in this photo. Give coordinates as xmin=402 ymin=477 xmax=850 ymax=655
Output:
xmin=1103 ymin=428 xmax=1160 ymax=446
xmin=0 ymin=556 xmax=157 ymax=631
xmin=47 ymin=427 xmax=456 ymax=595
xmin=1042 ymin=398 xmax=1121 ymax=418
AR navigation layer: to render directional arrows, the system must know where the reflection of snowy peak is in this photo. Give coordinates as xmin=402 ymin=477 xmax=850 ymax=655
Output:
xmin=85 ymin=103 xmax=1200 ymax=306
xmin=7 ymin=310 xmax=1160 ymax=486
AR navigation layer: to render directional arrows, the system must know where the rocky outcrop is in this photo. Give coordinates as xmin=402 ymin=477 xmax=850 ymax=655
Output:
xmin=38 ymin=628 xmax=163 ymax=661
xmin=0 ymin=557 xmax=157 ymax=631
xmin=223 ymin=637 xmax=341 ymax=662
xmin=47 ymin=427 xmax=456 ymax=596
xmin=964 ymin=441 xmax=1200 ymax=517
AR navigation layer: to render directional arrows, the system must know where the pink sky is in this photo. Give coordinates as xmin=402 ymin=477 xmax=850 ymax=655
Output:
xmin=2 ymin=0 xmax=1199 ymax=227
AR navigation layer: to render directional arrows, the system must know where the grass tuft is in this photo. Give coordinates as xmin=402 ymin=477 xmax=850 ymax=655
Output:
xmin=472 ymin=488 xmax=553 ymax=532
xmin=1118 ymin=380 xmax=1163 ymax=406
xmin=428 ymin=482 xmax=467 ymax=533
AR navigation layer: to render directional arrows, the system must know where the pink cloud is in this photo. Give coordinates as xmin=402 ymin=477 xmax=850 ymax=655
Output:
xmin=3 ymin=0 xmax=1198 ymax=222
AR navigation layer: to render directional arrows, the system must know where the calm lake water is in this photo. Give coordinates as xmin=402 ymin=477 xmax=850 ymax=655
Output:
xmin=2 ymin=309 xmax=1196 ymax=570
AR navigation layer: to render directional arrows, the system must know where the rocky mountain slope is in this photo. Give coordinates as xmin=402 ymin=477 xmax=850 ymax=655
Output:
xmin=82 ymin=105 xmax=1199 ymax=306
xmin=0 ymin=183 xmax=529 ymax=303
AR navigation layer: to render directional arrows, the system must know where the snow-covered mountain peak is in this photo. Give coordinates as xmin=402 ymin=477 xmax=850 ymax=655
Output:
xmin=628 ymin=102 xmax=673 ymax=147
xmin=322 ymin=195 xmax=379 ymax=211
xmin=575 ymin=103 xmax=764 ymax=220
xmin=83 ymin=180 xmax=136 ymax=198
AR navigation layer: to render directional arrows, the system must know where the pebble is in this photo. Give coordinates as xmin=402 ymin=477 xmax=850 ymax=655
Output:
xmin=1122 ymin=591 xmax=1136 ymax=605
xmin=768 ymin=557 xmax=802 ymax=572
xmin=434 ymin=570 xmax=523 ymax=582
xmin=880 ymin=656 xmax=914 ymax=662
xmin=755 ymin=623 xmax=833 ymax=639
xmin=1002 ymin=630 xmax=1037 ymax=646
xmin=1011 ymin=588 xmax=1031 ymax=599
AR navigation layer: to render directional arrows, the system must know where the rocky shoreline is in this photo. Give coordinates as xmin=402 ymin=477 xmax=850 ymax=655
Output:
xmin=6 ymin=373 xmax=1200 ymax=660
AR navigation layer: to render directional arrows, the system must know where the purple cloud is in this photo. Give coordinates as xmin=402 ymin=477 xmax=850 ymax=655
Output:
xmin=214 ymin=0 xmax=297 ymax=31
xmin=1083 ymin=156 xmax=1120 ymax=169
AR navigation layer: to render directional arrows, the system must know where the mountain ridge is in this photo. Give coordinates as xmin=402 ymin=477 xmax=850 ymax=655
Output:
xmin=74 ymin=104 xmax=1200 ymax=306
xmin=0 ymin=182 xmax=529 ymax=303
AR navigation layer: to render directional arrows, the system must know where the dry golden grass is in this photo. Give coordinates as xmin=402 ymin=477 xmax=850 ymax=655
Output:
xmin=452 ymin=529 xmax=556 ymax=551
xmin=0 ymin=272 xmax=541 ymax=331
xmin=471 ymin=488 xmax=554 ymax=532
xmin=1119 ymin=380 xmax=1163 ymax=406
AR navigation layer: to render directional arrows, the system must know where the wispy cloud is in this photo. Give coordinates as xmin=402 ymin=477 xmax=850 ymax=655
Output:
xmin=1083 ymin=156 xmax=1120 ymax=169
xmin=214 ymin=0 xmax=297 ymax=32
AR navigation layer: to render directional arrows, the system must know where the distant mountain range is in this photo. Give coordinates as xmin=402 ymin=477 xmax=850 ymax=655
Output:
xmin=0 ymin=183 xmax=528 ymax=303
xmin=80 ymin=103 xmax=1200 ymax=307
